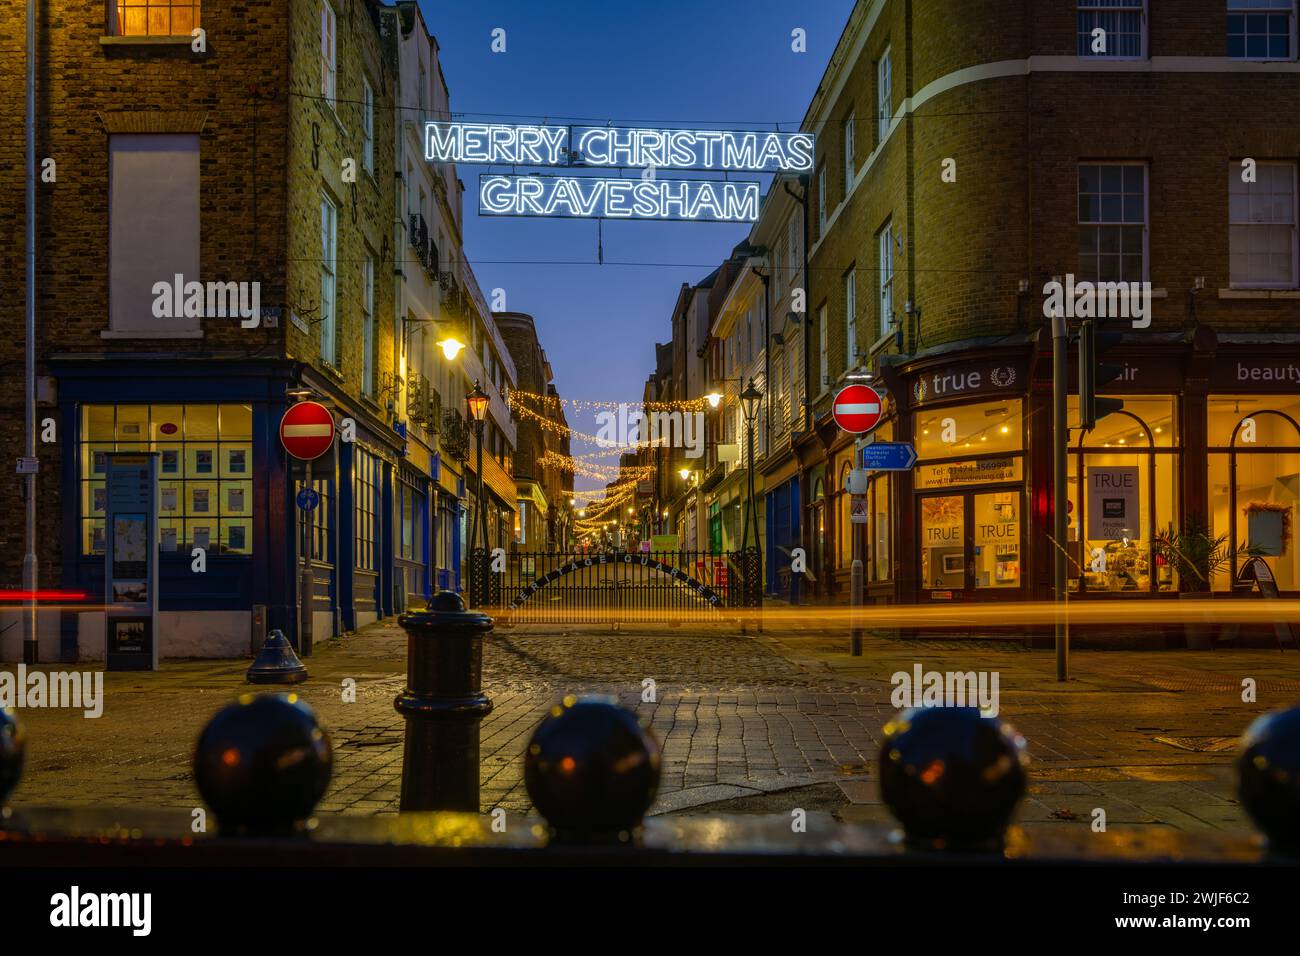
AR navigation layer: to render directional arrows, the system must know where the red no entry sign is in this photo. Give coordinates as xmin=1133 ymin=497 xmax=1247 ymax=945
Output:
xmin=280 ymin=401 xmax=335 ymax=460
xmin=832 ymin=383 xmax=883 ymax=434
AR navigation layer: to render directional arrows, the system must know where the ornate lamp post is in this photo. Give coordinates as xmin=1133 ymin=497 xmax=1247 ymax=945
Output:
xmin=465 ymin=381 xmax=490 ymax=603
xmin=739 ymin=378 xmax=763 ymax=552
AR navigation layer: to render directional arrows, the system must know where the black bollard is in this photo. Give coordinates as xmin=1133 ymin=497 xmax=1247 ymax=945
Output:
xmin=0 ymin=707 xmax=23 ymax=806
xmin=878 ymin=706 xmax=1029 ymax=851
xmin=192 ymin=693 xmax=333 ymax=836
xmin=246 ymin=628 xmax=308 ymax=684
xmin=524 ymin=696 xmax=661 ymax=844
xmin=394 ymin=591 xmax=494 ymax=812
xmin=1236 ymin=705 xmax=1300 ymax=857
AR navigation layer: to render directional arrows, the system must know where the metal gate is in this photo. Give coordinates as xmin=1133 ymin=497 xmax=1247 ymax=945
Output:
xmin=467 ymin=547 xmax=762 ymax=624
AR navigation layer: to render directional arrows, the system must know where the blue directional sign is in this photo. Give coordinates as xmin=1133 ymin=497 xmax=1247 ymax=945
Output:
xmin=858 ymin=442 xmax=917 ymax=471
xmin=296 ymin=487 xmax=320 ymax=511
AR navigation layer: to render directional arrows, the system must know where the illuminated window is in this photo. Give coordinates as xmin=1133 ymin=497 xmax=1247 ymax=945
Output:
xmin=114 ymin=1 xmax=200 ymax=37
xmin=1208 ymin=395 xmax=1300 ymax=591
xmin=81 ymin=404 xmax=252 ymax=556
xmin=1066 ymin=396 xmax=1179 ymax=593
xmin=354 ymin=449 xmax=379 ymax=572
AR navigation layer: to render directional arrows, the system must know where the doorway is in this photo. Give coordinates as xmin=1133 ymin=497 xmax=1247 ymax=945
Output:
xmin=917 ymin=488 xmax=1023 ymax=600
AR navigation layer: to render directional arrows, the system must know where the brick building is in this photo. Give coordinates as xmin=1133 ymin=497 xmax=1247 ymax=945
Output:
xmin=790 ymin=0 xmax=1300 ymax=608
xmin=0 ymin=0 xmax=522 ymax=661
xmin=496 ymin=311 xmax=572 ymax=549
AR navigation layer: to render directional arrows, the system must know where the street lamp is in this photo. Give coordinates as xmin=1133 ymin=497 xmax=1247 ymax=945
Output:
xmin=437 ymin=336 xmax=465 ymax=360
xmin=466 ymin=380 xmax=489 ymax=602
xmin=705 ymin=391 xmax=722 ymax=409
xmin=739 ymin=377 xmax=763 ymax=552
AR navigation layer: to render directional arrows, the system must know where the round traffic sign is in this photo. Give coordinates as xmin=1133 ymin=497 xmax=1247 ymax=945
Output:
xmin=832 ymin=383 xmax=884 ymax=435
xmin=296 ymin=487 xmax=320 ymax=511
xmin=280 ymin=401 xmax=335 ymax=460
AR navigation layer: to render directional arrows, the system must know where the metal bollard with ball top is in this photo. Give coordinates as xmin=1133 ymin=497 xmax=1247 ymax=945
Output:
xmin=524 ymin=695 xmax=661 ymax=845
xmin=192 ymin=692 xmax=333 ymax=836
xmin=0 ymin=707 xmax=25 ymax=811
xmin=878 ymin=706 xmax=1030 ymax=851
xmin=394 ymin=590 xmax=495 ymax=812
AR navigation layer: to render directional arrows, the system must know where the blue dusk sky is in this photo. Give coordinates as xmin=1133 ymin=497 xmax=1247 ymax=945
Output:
xmin=421 ymin=0 xmax=856 ymax=493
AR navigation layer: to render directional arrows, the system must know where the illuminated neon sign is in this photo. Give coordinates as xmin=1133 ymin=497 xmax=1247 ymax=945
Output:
xmin=427 ymin=122 xmax=813 ymax=173
xmin=479 ymin=174 xmax=762 ymax=223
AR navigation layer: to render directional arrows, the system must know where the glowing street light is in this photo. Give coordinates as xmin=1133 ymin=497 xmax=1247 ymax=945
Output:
xmin=705 ymin=391 xmax=722 ymax=409
xmin=437 ymin=337 xmax=466 ymax=360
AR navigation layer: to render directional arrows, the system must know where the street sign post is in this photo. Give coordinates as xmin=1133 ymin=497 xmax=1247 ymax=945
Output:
xmin=858 ymin=441 xmax=917 ymax=471
xmin=850 ymin=495 xmax=868 ymax=524
xmin=831 ymin=383 xmax=883 ymax=434
xmin=280 ymin=401 xmax=335 ymax=460
xmin=281 ymin=400 xmax=334 ymax=660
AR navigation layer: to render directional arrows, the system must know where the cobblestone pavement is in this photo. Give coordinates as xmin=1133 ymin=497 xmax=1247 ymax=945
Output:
xmin=5 ymin=618 xmax=1297 ymax=838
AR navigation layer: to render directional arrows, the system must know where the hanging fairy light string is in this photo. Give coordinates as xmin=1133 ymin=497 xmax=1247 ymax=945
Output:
xmin=541 ymin=451 xmax=656 ymax=483
xmin=511 ymin=402 xmax=674 ymax=451
xmin=572 ymin=473 xmax=650 ymax=529
xmin=510 ymin=389 xmax=710 ymax=414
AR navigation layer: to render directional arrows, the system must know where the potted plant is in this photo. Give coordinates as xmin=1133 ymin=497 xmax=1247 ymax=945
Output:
xmin=1154 ymin=519 xmax=1266 ymax=649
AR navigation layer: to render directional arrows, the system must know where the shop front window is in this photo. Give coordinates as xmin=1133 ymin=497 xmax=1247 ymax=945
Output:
xmin=1067 ymin=397 xmax=1178 ymax=593
xmin=838 ymin=463 xmax=854 ymax=569
xmin=354 ymin=448 xmax=379 ymax=572
xmin=82 ymin=403 xmax=253 ymax=555
xmin=868 ymin=472 xmax=892 ymax=582
xmin=916 ymin=399 xmax=1022 ymax=460
xmin=1208 ymin=396 xmax=1300 ymax=591
xmin=920 ymin=495 xmax=965 ymax=590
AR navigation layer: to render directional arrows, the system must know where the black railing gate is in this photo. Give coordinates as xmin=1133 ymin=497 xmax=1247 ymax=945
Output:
xmin=468 ymin=547 xmax=762 ymax=624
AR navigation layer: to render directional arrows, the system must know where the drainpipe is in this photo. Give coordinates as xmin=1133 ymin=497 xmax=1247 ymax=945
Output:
xmin=23 ymin=0 xmax=39 ymax=664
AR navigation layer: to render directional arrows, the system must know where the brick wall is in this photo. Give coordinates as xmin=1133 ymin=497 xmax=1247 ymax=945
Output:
xmin=0 ymin=1 xmax=293 ymax=582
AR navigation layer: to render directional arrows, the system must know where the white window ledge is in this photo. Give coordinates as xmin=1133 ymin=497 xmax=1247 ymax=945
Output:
xmin=1219 ymin=288 xmax=1300 ymax=299
xmin=101 ymin=329 xmax=203 ymax=339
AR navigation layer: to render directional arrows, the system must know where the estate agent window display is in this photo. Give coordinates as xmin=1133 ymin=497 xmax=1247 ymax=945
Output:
xmin=1066 ymin=396 xmax=1179 ymax=595
xmin=82 ymin=403 xmax=254 ymax=557
xmin=914 ymin=399 xmax=1024 ymax=598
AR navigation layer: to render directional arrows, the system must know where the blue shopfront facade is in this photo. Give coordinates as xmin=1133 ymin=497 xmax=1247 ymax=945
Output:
xmin=50 ymin=355 xmax=452 ymax=660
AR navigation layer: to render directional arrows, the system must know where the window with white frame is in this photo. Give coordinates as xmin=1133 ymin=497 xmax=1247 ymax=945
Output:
xmin=876 ymin=47 xmax=892 ymax=144
xmin=1077 ymin=2 xmax=1146 ymax=58
xmin=877 ymin=221 xmax=894 ymax=336
xmin=362 ymin=255 xmax=375 ymax=394
xmin=844 ymin=268 xmax=857 ymax=369
xmin=842 ymin=110 xmax=855 ymax=195
xmin=320 ymin=2 xmax=337 ymax=107
xmin=1230 ymin=161 xmax=1298 ymax=287
xmin=1078 ymin=163 xmax=1147 ymax=283
xmin=320 ymin=195 xmax=338 ymax=366
xmin=362 ymin=78 xmax=374 ymax=174
xmin=818 ymin=303 xmax=829 ymax=390
xmin=1228 ymin=1 xmax=1296 ymax=59
xmin=817 ymin=164 xmax=827 ymax=236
